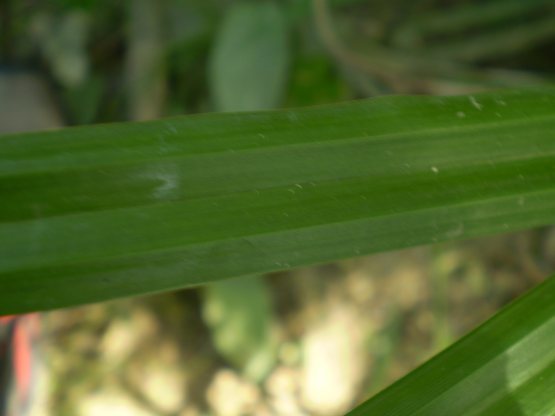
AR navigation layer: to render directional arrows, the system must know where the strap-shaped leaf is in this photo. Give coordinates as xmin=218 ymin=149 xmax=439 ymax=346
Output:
xmin=1 ymin=89 xmax=554 ymax=313
xmin=348 ymin=274 xmax=555 ymax=415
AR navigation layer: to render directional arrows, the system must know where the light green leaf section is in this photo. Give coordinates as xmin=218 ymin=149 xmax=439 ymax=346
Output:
xmin=209 ymin=1 xmax=289 ymax=111
xmin=203 ymin=276 xmax=276 ymax=382
xmin=1 ymin=89 xmax=555 ymax=313
xmin=348 ymin=274 xmax=555 ymax=416
xmin=204 ymin=2 xmax=286 ymax=381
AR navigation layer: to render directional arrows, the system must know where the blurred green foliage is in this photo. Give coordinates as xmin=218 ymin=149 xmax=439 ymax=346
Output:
xmin=1 ymin=0 xmax=552 ymax=124
xmin=1 ymin=0 xmax=554 ymax=412
xmin=209 ymin=1 xmax=289 ymax=111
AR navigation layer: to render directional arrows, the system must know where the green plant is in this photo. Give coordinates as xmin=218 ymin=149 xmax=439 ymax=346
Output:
xmin=2 ymin=0 xmax=555 ymax=412
xmin=1 ymin=87 xmax=554 ymax=414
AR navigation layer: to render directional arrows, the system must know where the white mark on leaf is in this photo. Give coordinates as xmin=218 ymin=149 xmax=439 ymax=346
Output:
xmin=469 ymin=96 xmax=483 ymax=110
xmin=287 ymin=112 xmax=299 ymax=122
xmin=165 ymin=123 xmax=178 ymax=134
xmin=148 ymin=168 xmax=179 ymax=200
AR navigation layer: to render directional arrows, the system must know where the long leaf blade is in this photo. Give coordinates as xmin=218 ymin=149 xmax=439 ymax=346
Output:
xmin=347 ymin=275 xmax=555 ymax=415
xmin=1 ymin=89 xmax=554 ymax=313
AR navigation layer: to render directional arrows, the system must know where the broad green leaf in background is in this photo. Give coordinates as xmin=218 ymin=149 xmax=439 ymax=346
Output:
xmin=202 ymin=0 xmax=289 ymax=382
xmin=209 ymin=1 xmax=289 ymax=111
xmin=203 ymin=276 xmax=276 ymax=382
xmin=1 ymin=89 xmax=555 ymax=314
xmin=348 ymin=274 xmax=555 ymax=415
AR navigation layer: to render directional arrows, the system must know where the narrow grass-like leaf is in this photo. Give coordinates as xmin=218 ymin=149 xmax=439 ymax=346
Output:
xmin=1 ymin=89 xmax=555 ymax=313
xmin=348 ymin=274 xmax=555 ymax=415
xmin=394 ymin=0 xmax=553 ymax=45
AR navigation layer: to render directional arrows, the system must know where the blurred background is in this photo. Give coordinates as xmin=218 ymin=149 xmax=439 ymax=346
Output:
xmin=1 ymin=0 xmax=555 ymax=415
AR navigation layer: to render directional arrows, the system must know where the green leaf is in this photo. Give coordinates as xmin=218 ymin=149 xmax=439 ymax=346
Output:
xmin=1 ymin=89 xmax=555 ymax=313
xmin=209 ymin=1 xmax=289 ymax=111
xmin=394 ymin=0 xmax=552 ymax=44
xmin=203 ymin=275 xmax=276 ymax=382
xmin=207 ymin=11 xmax=283 ymax=381
xmin=348 ymin=274 xmax=555 ymax=415
xmin=286 ymin=54 xmax=349 ymax=107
